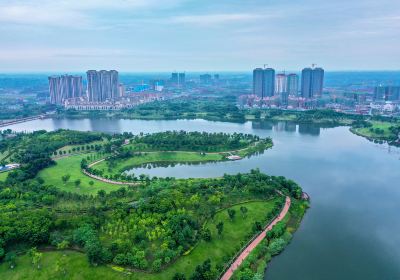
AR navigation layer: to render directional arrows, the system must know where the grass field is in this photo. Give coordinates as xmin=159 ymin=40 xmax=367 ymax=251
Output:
xmin=353 ymin=121 xmax=398 ymax=140
xmin=93 ymin=151 xmax=224 ymax=176
xmin=53 ymin=140 xmax=108 ymax=158
xmin=0 ymin=200 xmax=278 ymax=280
xmin=37 ymin=153 xmax=123 ymax=195
xmin=0 ymin=171 xmax=9 ymax=182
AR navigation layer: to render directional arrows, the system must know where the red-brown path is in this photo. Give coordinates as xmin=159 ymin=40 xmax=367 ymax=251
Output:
xmin=220 ymin=196 xmax=291 ymax=280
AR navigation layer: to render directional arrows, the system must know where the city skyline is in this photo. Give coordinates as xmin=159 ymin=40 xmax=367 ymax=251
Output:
xmin=0 ymin=0 xmax=399 ymax=72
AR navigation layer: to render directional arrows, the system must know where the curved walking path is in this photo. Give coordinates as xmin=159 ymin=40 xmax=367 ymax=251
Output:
xmin=220 ymin=196 xmax=291 ymax=280
xmin=82 ymin=169 xmax=139 ymax=186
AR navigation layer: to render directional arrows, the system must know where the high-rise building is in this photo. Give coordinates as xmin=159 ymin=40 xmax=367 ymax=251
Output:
xmin=275 ymin=73 xmax=287 ymax=94
xmin=374 ymin=86 xmax=400 ymax=101
xmin=179 ymin=73 xmax=186 ymax=86
xmin=253 ymin=68 xmax=275 ymax=98
xmin=48 ymin=76 xmax=61 ymax=104
xmin=87 ymin=70 xmax=119 ymax=102
xmin=287 ymin=74 xmax=299 ymax=96
xmin=263 ymin=68 xmax=275 ymax=97
xmin=48 ymin=75 xmax=83 ymax=104
xmin=171 ymin=72 xmax=185 ymax=87
xmin=171 ymin=73 xmax=179 ymax=84
xmin=301 ymin=68 xmax=313 ymax=99
xmin=253 ymin=68 xmax=264 ymax=97
xmin=118 ymin=84 xmax=125 ymax=98
xmin=301 ymin=67 xmax=324 ymax=98
xmin=311 ymin=68 xmax=324 ymax=97
xmin=200 ymin=74 xmax=212 ymax=85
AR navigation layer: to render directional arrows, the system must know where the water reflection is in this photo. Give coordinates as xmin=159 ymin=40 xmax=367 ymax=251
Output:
xmin=298 ymin=123 xmax=320 ymax=136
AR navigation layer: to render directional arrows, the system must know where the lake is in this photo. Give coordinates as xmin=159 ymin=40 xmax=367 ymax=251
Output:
xmin=3 ymin=118 xmax=400 ymax=280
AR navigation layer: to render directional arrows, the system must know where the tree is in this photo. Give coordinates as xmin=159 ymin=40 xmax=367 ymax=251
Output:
xmin=97 ymin=190 xmax=106 ymax=198
xmin=190 ymin=259 xmax=213 ymax=280
xmin=201 ymin=228 xmax=212 ymax=242
xmin=28 ymin=247 xmax=43 ymax=269
xmin=0 ymin=247 xmax=5 ymax=260
xmin=55 ymin=255 xmax=68 ymax=276
xmin=216 ymin=222 xmax=224 ymax=236
xmin=152 ymin=259 xmax=162 ymax=272
xmin=61 ymin=174 xmax=70 ymax=184
xmin=173 ymin=272 xmax=186 ymax=280
xmin=253 ymin=221 xmax=263 ymax=232
xmin=5 ymin=252 xmax=16 ymax=269
xmin=227 ymin=209 xmax=236 ymax=221
xmin=57 ymin=240 xmax=70 ymax=250
xmin=74 ymin=179 xmax=81 ymax=188
xmin=89 ymin=180 xmax=94 ymax=187
xmin=240 ymin=206 xmax=248 ymax=217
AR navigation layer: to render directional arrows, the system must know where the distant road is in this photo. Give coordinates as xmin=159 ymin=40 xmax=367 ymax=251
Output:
xmin=220 ymin=196 xmax=291 ymax=280
xmin=0 ymin=115 xmax=49 ymax=128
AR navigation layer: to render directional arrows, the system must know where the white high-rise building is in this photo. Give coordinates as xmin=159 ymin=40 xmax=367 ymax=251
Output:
xmin=275 ymin=73 xmax=288 ymax=94
xmin=87 ymin=70 xmax=119 ymax=102
xmin=48 ymin=75 xmax=83 ymax=105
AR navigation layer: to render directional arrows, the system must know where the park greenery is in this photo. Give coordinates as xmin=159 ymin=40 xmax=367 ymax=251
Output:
xmin=88 ymin=131 xmax=272 ymax=181
xmin=0 ymin=128 xmax=305 ymax=279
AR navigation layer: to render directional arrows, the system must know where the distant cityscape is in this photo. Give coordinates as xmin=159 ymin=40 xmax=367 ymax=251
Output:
xmin=40 ymin=68 xmax=400 ymax=116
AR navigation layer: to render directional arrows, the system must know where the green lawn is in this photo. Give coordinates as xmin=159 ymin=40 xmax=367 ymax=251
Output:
xmin=93 ymin=151 xmax=224 ymax=176
xmin=0 ymin=171 xmax=9 ymax=182
xmin=354 ymin=121 xmax=397 ymax=140
xmin=0 ymin=200 xmax=278 ymax=280
xmin=52 ymin=140 xmax=108 ymax=158
xmin=37 ymin=153 xmax=123 ymax=195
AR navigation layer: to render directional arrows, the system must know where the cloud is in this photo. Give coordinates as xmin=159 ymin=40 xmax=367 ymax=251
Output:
xmin=0 ymin=0 xmax=185 ymax=27
xmin=170 ymin=13 xmax=265 ymax=25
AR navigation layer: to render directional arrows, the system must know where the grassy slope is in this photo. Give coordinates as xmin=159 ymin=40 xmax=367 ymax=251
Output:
xmin=0 ymin=200 xmax=278 ymax=280
xmin=94 ymin=151 xmax=223 ymax=176
xmin=37 ymin=153 xmax=123 ymax=195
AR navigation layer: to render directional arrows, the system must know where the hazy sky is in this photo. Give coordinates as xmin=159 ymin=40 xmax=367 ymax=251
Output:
xmin=0 ymin=0 xmax=399 ymax=72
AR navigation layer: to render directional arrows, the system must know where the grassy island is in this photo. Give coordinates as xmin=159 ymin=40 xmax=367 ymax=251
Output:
xmin=88 ymin=131 xmax=272 ymax=181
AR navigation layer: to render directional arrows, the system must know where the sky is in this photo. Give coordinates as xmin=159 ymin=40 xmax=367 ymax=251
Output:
xmin=0 ymin=0 xmax=399 ymax=72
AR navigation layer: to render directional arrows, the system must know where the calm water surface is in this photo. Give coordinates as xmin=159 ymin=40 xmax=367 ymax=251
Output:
xmin=4 ymin=118 xmax=400 ymax=280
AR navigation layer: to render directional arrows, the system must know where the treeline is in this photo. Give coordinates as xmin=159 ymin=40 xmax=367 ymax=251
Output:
xmin=130 ymin=131 xmax=261 ymax=152
xmin=0 ymin=103 xmax=56 ymax=120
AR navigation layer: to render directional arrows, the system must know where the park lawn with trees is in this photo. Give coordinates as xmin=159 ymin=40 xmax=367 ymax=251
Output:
xmin=351 ymin=121 xmax=400 ymax=141
xmin=53 ymin=139 xmax=108 ymax=158
xmin=0 ymin=129 xmax=305 ymax=280
xmin=0 ymin=250 xmax=124 ymax=280
xmin=0 ymin=200 xmax=279 ymax=280
xmin=89 ymin=132 xmax=272 ymax=180
xmin=93 ymin=151 xmax=223 ymax=177
xmin=37 ymin=153 xmax=123 ymax=195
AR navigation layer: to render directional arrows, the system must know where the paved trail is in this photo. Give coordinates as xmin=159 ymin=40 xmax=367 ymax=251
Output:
xmin=220 ymin=196 xmax=291 ymax=280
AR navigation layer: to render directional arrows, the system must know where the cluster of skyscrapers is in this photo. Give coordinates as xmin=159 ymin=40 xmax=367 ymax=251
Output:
xmin=170 ymin=72 xmax=186 ymax=87
xmin=48 ymin=70 xmax=120 ymax=105
xmin=48 ymin=75 xmax=83 ymax=104
xmin=86 ymin=70 xmax=119 ymax=102
xmin=374 ymin=86 xmax=400 ymax=101
xmin=253 ymin=66 xmax=324 ymax=100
